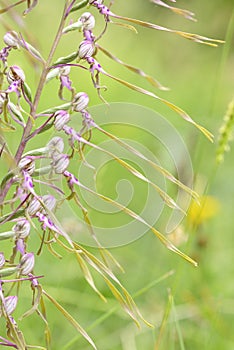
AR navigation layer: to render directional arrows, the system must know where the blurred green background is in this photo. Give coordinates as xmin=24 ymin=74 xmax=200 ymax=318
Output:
xmin=0 ymin=0 xmax=234 ymax=349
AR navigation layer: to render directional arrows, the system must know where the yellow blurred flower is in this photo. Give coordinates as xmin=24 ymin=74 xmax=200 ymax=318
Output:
xmin=187 ymin=195 xmax=220 ymax=226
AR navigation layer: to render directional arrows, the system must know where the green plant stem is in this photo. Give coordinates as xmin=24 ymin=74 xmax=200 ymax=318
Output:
xmin=154 ymin=290 xmax=173 ymax=350
xmin=0 ymin=0 xmax=26 ymax=14
xmin=171 ymin=297 xmax=186 ymax=350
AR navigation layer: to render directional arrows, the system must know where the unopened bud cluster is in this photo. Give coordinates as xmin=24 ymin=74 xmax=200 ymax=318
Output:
xmin=0 ymin=295 xmax=18 ymax=317
xmin=72 ymin=92 xmax=89 ymax=112
xmin=3 ymin=31 xmax=20 ymax=48
xmin=18 ymin=157 xmax=36 ymax=175
xmin=54 ymin=110 xmax=70 ymax=131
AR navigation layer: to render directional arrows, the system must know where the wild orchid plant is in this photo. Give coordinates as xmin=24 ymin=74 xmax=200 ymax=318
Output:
xmin=0 ymin=1 xmax=222 ymax=349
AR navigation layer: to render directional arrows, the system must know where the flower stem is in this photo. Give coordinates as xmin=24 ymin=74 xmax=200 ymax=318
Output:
xmin=0 ymin=1 xmax=70 ymax=206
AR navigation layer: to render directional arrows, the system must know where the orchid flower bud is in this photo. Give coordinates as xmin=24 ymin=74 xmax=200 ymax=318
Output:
xmin=0 ymin=252 xmax=5 ymax=268
xmin=54 ymin=110 xmax=70 ymax=131
xmin=59 ymin=65 xmax=71 ymax=76
xmin=42 ymin=194 xmax=56 ymax=211
xmin=12 ymin=219 xmax=30 ymax=239
xmin=7 ymin=65 xmax=25 ymax=83
xmin=89 ymin=0 xmax=103 ymax=4
xmin=46 ymin=137 xmax=64 ymax=156
xmin=27 ymin=197 xmax=41 ymax=216
xmin=52 ymin=153 xmax=69 ymax=174
xmin=78 ymin=40 xmax=95 ymax=59
xmin=18 ymin=156 xmax=35 ymax=175
xmin=48 ymin=66 xmax=72 ymax=89
xmin=3 ymin=31 xmax=20 ymax=48
xmin=78 ymin=12 xmax=96 ymax=30
xmin=72 ymin=92 xmax=89 ymax=112
xmin=3 ymin=296 xmax=18 ymax=315
xmin=46 ymin=67 xmax=60 ymax=82
xmin=20 ymin=253 xmax=35 ymax=275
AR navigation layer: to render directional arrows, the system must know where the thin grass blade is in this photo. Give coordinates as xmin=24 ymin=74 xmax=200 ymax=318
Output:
xmin=77 ymin=135 xmax=183 ymax=211
xmin=73 ymin=179 xmax=197 ymax=266
xmin=42 ymin=289 xmax=97 ymax=350
xmin=97 ymin=45 xmax=168 ymax=90
xmin=92 ymin=122 xmax=199 ymax=201
xmin=150 ymin=0 xmax=196 ymax=21
xmin=110 ymin=14 xmax=224 ymax=46
xmin=102 ymin=71 xmax=213 ymax=142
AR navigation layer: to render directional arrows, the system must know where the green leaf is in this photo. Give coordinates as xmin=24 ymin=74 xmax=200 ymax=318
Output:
xmin=46 ymin=68 xmax=60 ymax=82
xmin=70 ymin=0 xmax=89 ymax=13
xmin=8 ymin=102 xmax=26 ymax=126
xmin=0 ymin=210 xmax=25 ymax=224
xmin=63 ymin=22 xmax=83 ymax=34
xmin=23 ymin=82 xmax=33 ymax=102
xmin=0 ymin=266 xmax=19 ymax=278
xmin=0 ymin=170 xmax=15 ymax=189
xmin=53 ymin=52 xmax=78 ymax=65
xmin=22 ymin=41 xmax=45 ymax=63
xmin=0 ymin=119 xmax=16 ymax=131
xmin=0 ymin=231 xmax=15 ymax=240
xmin=38 ymin=122 xmax=54 ymax=134
xmin=33 ymin=166 xmax=51 ymax=177
xmin=39 ymin=103 xmax=71 ymax=115
xmin=23 ymin=147 xmax=47 ymax=157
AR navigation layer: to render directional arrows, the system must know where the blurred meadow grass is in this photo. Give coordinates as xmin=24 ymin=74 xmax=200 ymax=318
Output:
xmin=0 ymin=0 xmax=234 ymax=349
